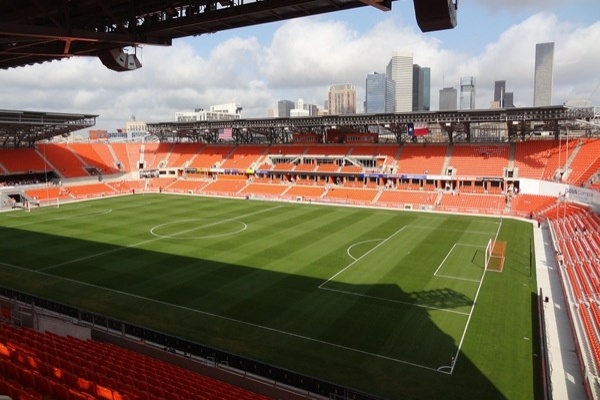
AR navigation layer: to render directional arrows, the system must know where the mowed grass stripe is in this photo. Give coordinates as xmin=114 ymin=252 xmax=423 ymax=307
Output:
xmin=0 ymin=195 xmax=538 ymax=400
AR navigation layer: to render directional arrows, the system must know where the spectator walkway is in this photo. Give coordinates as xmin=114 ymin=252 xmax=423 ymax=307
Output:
xmin=535 ymin=223 xmax=587 ymax=400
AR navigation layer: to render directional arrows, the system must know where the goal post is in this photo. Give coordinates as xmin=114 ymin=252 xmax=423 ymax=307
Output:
xmin=485 ymin=239 xmax=506 ymax=272
xmin=36 ymin=197 xmax=60 ymax=208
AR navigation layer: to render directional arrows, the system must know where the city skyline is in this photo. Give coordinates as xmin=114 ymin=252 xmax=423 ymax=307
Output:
xmin=0 ymin=1 xmax=598 ymax=131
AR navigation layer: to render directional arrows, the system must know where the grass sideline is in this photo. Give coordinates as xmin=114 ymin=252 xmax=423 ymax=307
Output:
xmin=0 ymin=194 xmax=539 ymax=400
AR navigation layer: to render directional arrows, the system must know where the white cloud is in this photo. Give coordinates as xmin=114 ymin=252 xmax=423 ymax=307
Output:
xmin=0 ymin=10 xmax=598 ymax=131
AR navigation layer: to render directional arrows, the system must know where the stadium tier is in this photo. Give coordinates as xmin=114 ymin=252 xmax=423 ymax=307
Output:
xmin=0 ymin=140 xmax=597 ymax=216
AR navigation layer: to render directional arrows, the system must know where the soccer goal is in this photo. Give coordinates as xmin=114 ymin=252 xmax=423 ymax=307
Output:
xmin=485 ymin=239 xmax=506 ymax=272
xmin=34 ymin=197 xmax=60 ymax=209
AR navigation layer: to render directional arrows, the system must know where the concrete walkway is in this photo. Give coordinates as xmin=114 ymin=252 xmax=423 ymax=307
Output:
xmin=534 ymin=223 xmax=587 ymax=400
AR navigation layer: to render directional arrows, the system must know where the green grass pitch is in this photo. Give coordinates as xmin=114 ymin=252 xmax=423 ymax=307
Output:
xmin=0 ymin=194 xmax=540 ymax=400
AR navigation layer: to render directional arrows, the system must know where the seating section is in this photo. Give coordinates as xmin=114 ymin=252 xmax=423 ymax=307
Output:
xmin=548 ymin=205 xmax=600 ymax=375
xmin=376 ymin=190 xmax=436 ymax=208
xmin=0 ymin=149 xmax=49 ymax=174
xmin=437 ymin=193 xmax=506 ymax=214
xmin=284 ymin=185 xmax=325 ymax=200
xmin=0 ymin=141 xmax=591 ymax=189
xmin=65 ymin=183 xmax=117 ymax=199
xmin=449 ymin=145 xmax=509 ymax=177
xmin=514 ymin=140 xmax=576 ymax=180
xmin=323 ymin=187 xmax=378 ymax=204
xmin=166 ymin=143 xmax=205 ymax=169
xmin=266 ymin=145 xmax=305 ymax=156
xmin=167 ymin=179 xmax=210 ymax=194
xmin=397 ymin=145 xmax=447 ymax=175
xmin=37 ymin=144 xmax=89 ymax=178
xmin=110 ymin=143 xmax=143 ymax=173
xmin=189 ymin=146 xmax=234 ymax=169
xmin=239 ymin=183 xmax=286 ymax=197
xmin=220 ymin=146 xmax=267 ymax=170
xmin=69 ymin=143 xmax=120 ymax=174
xmin=567 ymin=139 xmax=600 ymax=186
xmin=143 ymin=143 xmax=173 ymax=170
xmin=201 ymin=178 xmax=247 ymax=195
xmin=510 ymin=194 xmax=556 ymax=217
xmin=0 ymin=321 xmax=271 ymax=400
xmin=304 ymin=145 xmax=349 ymax=156
xmin=25 ymin=187 xmax=72 ymax=202
xmin=349 ymin=145 xmax=399 ymax=158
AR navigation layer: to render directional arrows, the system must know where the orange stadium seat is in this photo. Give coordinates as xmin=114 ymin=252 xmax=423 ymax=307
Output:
xmin=165 ymin=143 xmax=205 ymax=168
xmin=449 ymin=144 xmax=509 ymax=177
xmin=0 ymin=148 xmax=50 ymax=174
xmin=0 ymin=321 xmax=271 ymax=400
xmin=567 ymin=139 xmax=600 ymax=186
xmin=397 ymin=145 xmax=447 ymax=175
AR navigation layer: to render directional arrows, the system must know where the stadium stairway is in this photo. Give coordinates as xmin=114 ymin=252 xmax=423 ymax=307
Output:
xmin=561 ymin=140 xmax=584 ymax=182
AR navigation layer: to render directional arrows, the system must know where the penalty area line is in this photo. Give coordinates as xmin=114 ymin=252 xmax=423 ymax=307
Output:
xmin=319 ymin=226 xmax=407 ymax=289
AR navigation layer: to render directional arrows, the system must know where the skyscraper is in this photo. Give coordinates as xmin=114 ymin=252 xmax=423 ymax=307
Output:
xmin=534 ymin=42 xmax=554 ymax=106
xmin=277 ymin=100 xmax=294 ymax=117
xmin=422 ymin=67 xmax=431 ymax=111
xmin=459 ymin=76 xmax=476 ymax=110
xmin=439 ymin=87 xmax=458 ymax=110
xmin=365 ymin=72 xmax=395 ymax=114
xmin=412 ymin=65 xmax=432 ymax=111
xmin=493 ymin=80 xmax=506 ymax=107
xmin=386 ymin=51 xmax=413 ymax=112
xmin=328 ymin=84 xmax=356 ymax=115
xmin=492 ymin=80 xmax=515 ymax=108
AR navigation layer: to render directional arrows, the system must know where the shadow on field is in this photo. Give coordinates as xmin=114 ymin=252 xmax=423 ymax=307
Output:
xmin=0 ymin=225 xmax=514 ymax=400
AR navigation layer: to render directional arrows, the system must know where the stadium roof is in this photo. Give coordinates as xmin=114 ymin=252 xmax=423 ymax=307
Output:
xmin=0 ymin=0 xmax=395 ymax=71
xmin=0 ymin=109 xmax=97 ymax=148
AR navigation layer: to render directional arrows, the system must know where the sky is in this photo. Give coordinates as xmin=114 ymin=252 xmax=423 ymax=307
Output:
xmin=0 ymin=0 xmax=599 ymax=132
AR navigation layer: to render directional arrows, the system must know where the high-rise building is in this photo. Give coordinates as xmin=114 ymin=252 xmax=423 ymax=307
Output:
xmin=493 ymin=80 xmax=506 ymax=107
xmin=439 ymin=87 xmax=457 ymax=110
xmin=492 ymin=80 xmax=515 ymax=108
xmin=411 ymin=65 xmax=431 ymax=111
xmin=328 ymin=84 xmax=356 ymax=115
xmin=422 ymin=67 xmax=431 ymax=111
xmin=365 ymin=72 xmax=395 ymax=114
xmin=386 ymin=51 xmax=413 ymax=112
xmin=504 ymin=92 xmax=515 ymax=108
xmin=534 ymin=42 xmax=554 ymax=106
xmin=277 ymin=100 xmax=295 ymax=117
xmin=304 ymin=103 xmax=318 ymax=116
xmin=459 ymin=76 xmax=476 ymax=110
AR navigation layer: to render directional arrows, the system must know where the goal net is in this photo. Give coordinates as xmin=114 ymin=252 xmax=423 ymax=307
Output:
xmin=485 ymin=239 xmax=506 ymax=272
xmin=34 ymin=197 xmax=60 ymax=209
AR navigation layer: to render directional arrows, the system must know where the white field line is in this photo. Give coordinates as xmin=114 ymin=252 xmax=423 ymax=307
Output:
xmin=346 ymin=239 xmax=383 ymax=261
xmin=330 ymin=223 xmax=499 ymax=373
xmin=0 ymin=259 xmax=442 ymax=372
xmin=449 ymin=215 xmax=504 ymax=374
xmin=433 ymin=243 xmax=485 ymax=283
xmin=38 ymin=205 xmax=282 ymax=272
xmin=318 ymin=226 xmax=407 ymax=289
xmin=1 ymin=202 xmax=151 ymax=227
xmin=407 ymin=225 xmax=497 ymax=235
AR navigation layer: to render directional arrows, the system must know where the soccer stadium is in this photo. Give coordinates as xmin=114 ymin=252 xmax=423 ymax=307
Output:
xmin=1 ymin=1 xmax=600 ymax=400
xmin=0 ymin=102 xmax=599 ymax=400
